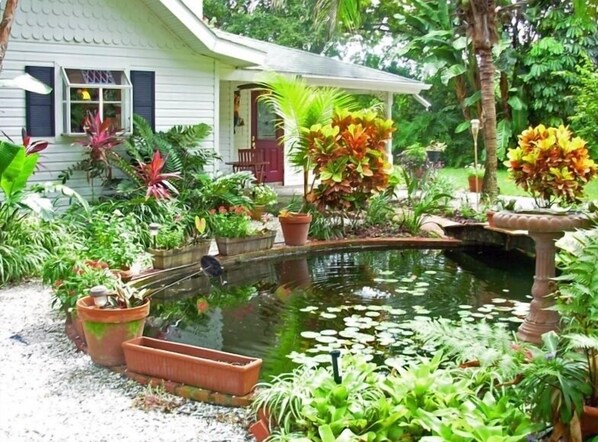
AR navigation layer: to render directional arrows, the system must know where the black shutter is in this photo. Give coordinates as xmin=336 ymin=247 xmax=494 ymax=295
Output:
xmin=131 ymin=71 xmax=155 ymax=131
xmin=25 ymin=66 xmax=55 ymax=137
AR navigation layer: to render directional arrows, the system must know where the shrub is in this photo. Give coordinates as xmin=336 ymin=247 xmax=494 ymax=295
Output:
xmin=505 ymin=124 xmax=597 ymax=207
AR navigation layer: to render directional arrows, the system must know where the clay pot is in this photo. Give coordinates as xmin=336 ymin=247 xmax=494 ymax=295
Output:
xmin=123 ymin=337 xmax=262 ymax=396
xmin=582 ymin=405 xmax=598 ymax=436
xmin=251 ymin=204 xmax=266 ymax=220
xmin=76 ymin=296 xmax=150 ymax=367
xmin=468 ymin=175 xmax=484 ymax=193
xmin=279 ymin=213 xmax=312 ymax=246
xmin=249 ymin=420 xmax=270 ymax=442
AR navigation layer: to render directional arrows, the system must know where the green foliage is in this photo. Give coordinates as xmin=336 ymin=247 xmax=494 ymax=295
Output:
xmin=204 ymin=0 xmax=330 ymax=53
xmin=251 ymin=184 xmax=278 ymax=207
xmin=155 ymin=225 xmax=186 ymax=250
xmin=254 ymin=353 xmax=536 ymax=441
xmin=521 ymin=5 xmax=598 ymax=126
xmin=210 ymin=212 xmax=252 ymax=238
xmin=364 ymin=194 xmax=395 ymax=227
xmin=123 ymin=114 xmax=215 ymax=194
xmin=571 ymin=57 xmax=598 ymax=157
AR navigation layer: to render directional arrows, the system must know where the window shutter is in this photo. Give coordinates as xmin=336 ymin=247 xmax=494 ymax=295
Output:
xmin=25 ymin=66 xmax=55 ymax=137
xmin=131 ymin=71 xmax=155 ymax=131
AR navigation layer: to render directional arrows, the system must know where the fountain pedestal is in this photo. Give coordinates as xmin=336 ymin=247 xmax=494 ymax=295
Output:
xmin=493 ymin=211 xmax=591 ymax=344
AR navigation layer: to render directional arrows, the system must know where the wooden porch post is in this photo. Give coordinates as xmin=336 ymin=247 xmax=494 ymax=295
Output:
xmin=385 ymin=91 xmax=394 ymax=165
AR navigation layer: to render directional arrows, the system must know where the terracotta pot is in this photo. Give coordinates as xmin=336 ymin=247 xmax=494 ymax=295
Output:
xmin=122 ymin=337 xmax=262 ymax=396
xmin=150 ymin=240 xmax=211 ymax=270
xmin=582 ymin=405 xmax=598 ymax=436
xmin=249 ymin=420 xmax=270 ymax=442
xmin=251 ymin=204 xmax=266 ymax=221
xmin=468 ymin=175 xmax=484 ymax=192
xmin=279 ymin=213 xmax=312 ymax=246
xmin=76 ymin=296 xmax=150 ymax=367
xmin=215 ymin=231 xmax=275 ymax=256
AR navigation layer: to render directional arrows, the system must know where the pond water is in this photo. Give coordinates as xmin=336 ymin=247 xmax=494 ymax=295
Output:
xmin=145 ymin=248 xmax=534 ymax=379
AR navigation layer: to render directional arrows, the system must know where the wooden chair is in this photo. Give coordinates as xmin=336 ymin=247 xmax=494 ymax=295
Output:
xmin=233 ymin=149 xmax=266 ymax=184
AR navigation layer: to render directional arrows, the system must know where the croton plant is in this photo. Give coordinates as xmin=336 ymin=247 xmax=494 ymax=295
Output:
xmin=305 ymin=109 xmax=394 ymax=212
xmin=506 ymin=124 xmax=597 ymax=208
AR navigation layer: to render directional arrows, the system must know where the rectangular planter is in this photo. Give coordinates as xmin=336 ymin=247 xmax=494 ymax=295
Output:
xmin=122 ymin=337 xmax=262 ymax=396
xmin=215 ymin=231 xmax=275 ymax=256
xmin=150 ymin=240 xmax=211 ymax=270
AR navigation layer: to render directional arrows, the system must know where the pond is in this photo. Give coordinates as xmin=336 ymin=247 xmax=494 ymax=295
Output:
xmin=145 ymin=248 xmax=534 ymax=379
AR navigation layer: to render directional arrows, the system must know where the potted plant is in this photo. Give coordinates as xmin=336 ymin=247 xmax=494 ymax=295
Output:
xmin=210 ymin=207 xmax=276 ymax=255
xmin=398 ymin=143 xmax=428 ymax=180
xmin=425 ymin=140 xmax=446 ymax=164
xmin=149 ymin=216 xmax=211 ymax=270
xmin=76 ymin=276 xmax=150 ymax=367
xmin=259 ymin=75 xmax=357 ymax=246
xmin=493 ymin=124 xmax=597 ymax=343
xmin=466 ymin=164 xmax=485 ymax=193
xmin=250 ymin=184 xmax=278 ymax=220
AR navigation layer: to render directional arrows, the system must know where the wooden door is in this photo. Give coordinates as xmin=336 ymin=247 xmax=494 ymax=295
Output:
xmin=251 ymin=91 xmax=284 ymax=183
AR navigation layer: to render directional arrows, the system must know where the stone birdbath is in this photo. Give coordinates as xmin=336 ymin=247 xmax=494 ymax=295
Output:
xmin=493 ymin=211 xmax=591 ymax=344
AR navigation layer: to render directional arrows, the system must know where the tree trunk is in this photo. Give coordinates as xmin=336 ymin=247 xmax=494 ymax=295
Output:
xmin=478 ymin=47 xmax=498 ymax=199
xmin=0 ymin=0 xmax=20 ymax=74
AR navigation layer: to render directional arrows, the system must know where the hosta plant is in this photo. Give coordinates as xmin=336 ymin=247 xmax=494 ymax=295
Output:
xmin=505 ymin=124 xmax=597 ymax=208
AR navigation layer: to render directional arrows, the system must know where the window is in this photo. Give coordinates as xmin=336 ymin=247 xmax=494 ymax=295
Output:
xmin=61 ymin=68 xmax=132 ymax=135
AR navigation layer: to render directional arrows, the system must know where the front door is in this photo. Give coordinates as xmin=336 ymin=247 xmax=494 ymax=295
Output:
xmin=251 ymin=91 xmax=284 ymax=183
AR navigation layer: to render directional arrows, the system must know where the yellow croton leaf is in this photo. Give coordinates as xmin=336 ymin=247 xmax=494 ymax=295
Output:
xmin=522 ymin=151 xmax=539 ymax=165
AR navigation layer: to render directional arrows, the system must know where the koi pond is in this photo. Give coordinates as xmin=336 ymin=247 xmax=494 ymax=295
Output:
xmin=145 ymin=248 xmax=534 ymax=379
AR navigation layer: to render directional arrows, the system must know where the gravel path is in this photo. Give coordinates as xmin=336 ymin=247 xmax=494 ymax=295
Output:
xmin=0 ymin=282 xmax=254 ymax=442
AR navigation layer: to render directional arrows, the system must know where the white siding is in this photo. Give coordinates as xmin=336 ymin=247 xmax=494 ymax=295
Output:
xmin=0 ymin=0 xmax=219 ymax=197
xmin=218 ymin=80 xmax=233 ymax=172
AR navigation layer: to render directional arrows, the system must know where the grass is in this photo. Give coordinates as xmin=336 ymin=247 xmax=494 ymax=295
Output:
xmin=437 ymin=168 xmax=598 ymax=201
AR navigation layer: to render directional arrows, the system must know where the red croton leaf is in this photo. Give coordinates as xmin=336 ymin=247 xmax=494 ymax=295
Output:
xmin=136 ymin=150 xmax=181 ymax=200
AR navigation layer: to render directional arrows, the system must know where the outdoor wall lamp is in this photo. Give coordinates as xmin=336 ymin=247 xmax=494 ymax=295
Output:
xmin=90 ymin=285 xmax=110 ymax=308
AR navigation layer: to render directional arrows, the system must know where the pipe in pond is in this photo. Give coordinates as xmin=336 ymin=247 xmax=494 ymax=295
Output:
xmin=149 ymin=256 xmax=224 ymax=297
xmin=330 ymin=350 xmax=342 ymax=384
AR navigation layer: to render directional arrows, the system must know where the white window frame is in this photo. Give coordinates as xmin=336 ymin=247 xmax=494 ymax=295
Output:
xmin=60 ymin=67 xmax=132 ymax=136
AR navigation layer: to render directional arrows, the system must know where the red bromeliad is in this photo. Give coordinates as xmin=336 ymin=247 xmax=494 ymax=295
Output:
xmin=77 ymin=111 xmax=122 ymax=162
xmin=21 ymin=128 xmax=49 ymax=155
xmin=136 ymin=150 xmax=180 ymax=200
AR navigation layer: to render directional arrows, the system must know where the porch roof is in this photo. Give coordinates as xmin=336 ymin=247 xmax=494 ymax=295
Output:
xmin=214 ymin=29 xmax=431 ymax=97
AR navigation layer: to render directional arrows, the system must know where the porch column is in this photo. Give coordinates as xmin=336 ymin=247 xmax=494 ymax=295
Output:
xmin=385 ymin=91 xmax=394 ymax=165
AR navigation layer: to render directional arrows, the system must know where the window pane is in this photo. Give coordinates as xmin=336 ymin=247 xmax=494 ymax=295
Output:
xmin=70 ymin=87 xmax=99 ymax=101
xmin=70 ymin=103 xmax=99 ymax=133
xmin=257 ymin=101 xmax=276 ymax=140
xmin=65 ymin=69 xmax=129 ymax=86
xmin=103 ymin=104 xmax=122 ymax=128
xmin=103 ymin=89 xmax=121 ymax=101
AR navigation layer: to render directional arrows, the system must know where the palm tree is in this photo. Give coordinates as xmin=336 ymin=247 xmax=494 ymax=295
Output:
xmin=0 ymin=0 xmax=20 ymax=73
xmin=258 ymin=74 xmax=357 ymax=202
xmin=459 ymin=0 xmax=499 ymax=198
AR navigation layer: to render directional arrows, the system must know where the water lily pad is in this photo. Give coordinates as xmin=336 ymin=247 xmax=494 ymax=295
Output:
xmin=352 ymin=343 xmax=366 ymax=350
xmin=390 ymin=308 xmax=407 ymax=315
xmin=320 ymin=312 xmax=337 ymax=319
xmin=492 ymin=298 xmax=508 ymax=304
xmin=471 ymin=312 xmax=486 ymax=318
xmin=378 ymin=270 xmax=395 ymax=276
xmin=355 ymin=334 xmax=376 ymax=343
xmin=353 ymin=305 xmax=368 ymax=311
xmin=374 ymin=278 xmax=399 ymax=283
xmin=315 ymin=335 xmax=337 ymax=344
xmin=300 ymin=331 xmax=320 ymax=339
xmin=502 ymin=289 xmax=510 ymax=293
xmin=300 ymin=306 xmax=318 ymax=312
xmin=415 ymin=282 xmax=430 ymax=287
xmin=320 ymin=329 xmax=338 ymax=336
xmin=313 ymin=354 xmax=333 ymax=363
xmin=424 ymin=271 xmax=437 ymax=275
xmin=367 ymin=305 xmax=384 ymax=311
xmin=327 ymin=307 xmax=342 ymax=313
xmin=458 ymin=305 xmax=473 ymax=309
xmin=365 ymin=311 xmax=380 ymax=317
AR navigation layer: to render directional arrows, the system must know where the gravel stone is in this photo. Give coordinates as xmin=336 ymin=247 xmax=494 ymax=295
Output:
xmin=0 ymin=281 xmax=255 ymax=442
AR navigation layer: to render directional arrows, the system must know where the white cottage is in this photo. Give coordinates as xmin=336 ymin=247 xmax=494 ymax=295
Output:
xmin=0 ymin=0 xmax=430 ymax=196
